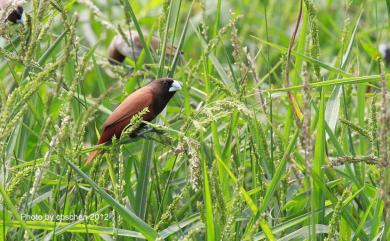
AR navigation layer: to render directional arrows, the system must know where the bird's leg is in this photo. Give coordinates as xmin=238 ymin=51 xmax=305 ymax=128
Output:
xmin=150 ymin=127 xmax=165 ymax=135
xmin=136 ymin=128 xmax=173 ymax=146
xmin=130 ymin=127 xmax=152 ymax=138
xmin=132 ymin=127 xmax=165 ymax=138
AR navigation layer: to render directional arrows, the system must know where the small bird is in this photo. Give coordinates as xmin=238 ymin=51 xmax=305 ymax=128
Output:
xmin=379 ymin=42 xmax=390 ymax=67
xmin=0 ymin=0 xmax=24 ymax=24
xmin=86 ymin=78 xmax=182 ymax=164
xmin=108 ymin=30 xmax=182 ymax=64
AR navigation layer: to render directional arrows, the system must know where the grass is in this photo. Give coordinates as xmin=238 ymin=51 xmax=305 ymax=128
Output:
xmin=0 ymin=0 xmax=389 ymax=240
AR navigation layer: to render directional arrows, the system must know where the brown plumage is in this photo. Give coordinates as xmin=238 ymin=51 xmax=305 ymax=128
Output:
xmin=0 ymin=0 xmax=23 ymax=24
xmin=108 ymin=30 xmax=183 ymax=64
xmin=86 ymin=78 xmax=182 ymax=164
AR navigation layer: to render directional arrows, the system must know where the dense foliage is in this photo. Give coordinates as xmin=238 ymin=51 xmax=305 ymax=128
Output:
xmin=0 ymin=0 xmax=389 ymax=240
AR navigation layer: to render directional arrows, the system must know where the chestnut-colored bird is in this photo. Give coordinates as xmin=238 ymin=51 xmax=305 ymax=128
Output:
xmin=0 ymin=0 xmax=23 ymax=24
xmin=86 ymin=78 xmax=182 ymax=164
xmin=108 ymin=30 xmax=182 ymax=64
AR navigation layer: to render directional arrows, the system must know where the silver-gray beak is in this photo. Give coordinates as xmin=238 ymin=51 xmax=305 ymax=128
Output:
xmin=169 ymin=80 xmax=182 ymax=92
xmin=16 ymin=13 xmax=25 ymax=24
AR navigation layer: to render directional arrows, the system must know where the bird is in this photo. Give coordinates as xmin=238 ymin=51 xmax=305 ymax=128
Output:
xmin=107 ymin=30 xmax=182 ymax=65
xmin=0 ymin=0 xmax=24 ymax=24
xmin=86 ymin=78 xmax=182 ymax=164
xmin=379 ymin=42 xmax=390 ymax=67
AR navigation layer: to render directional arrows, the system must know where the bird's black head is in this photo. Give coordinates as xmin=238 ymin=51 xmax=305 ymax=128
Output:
xmin=149 ymin=78 xmax=181 ymax=114
xmin=153 ymin=78 xmax=182 ymax=94
xmin=7 ymin=6 xmax=23 ymax=24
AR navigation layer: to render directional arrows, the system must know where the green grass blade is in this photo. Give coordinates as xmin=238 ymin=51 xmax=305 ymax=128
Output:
xmin=1 ymin=220 xmax=145 ymax=238
xmin=0 ymin=184 xmax=36 ymax=240
xmin=192 ymin=23 xmax=232 ymax=86
xmin=135 ymin=140 xmax=154 ymax=221
xmin=201 ymin=143 xmax=215 ymax=240
xmin=253 ymin=36 xmax=352 ymax=77
xmin=267 ymin=74 xmax=385 ymax=92
xmin=386 ymin=0 xmax=390 ymax=26
xmin=258 ymin=129 xmax=299 ymax=214
xmin=121 ymin=0 xmax=153 ymax=62
xmin=168 ymin=1 xmax=193 ymax=77
xmin=311 ymin=89 xmax=326 ymax=239
xmin=369 ymin=194 xmax=384 ymax=240
xmin=65 ymin=159 xmax=158 ymax=240
xmin=157 ymin=0 xmax=174 ymax=77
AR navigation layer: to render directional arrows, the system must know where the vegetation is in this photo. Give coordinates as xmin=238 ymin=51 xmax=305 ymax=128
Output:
xmin=0 ymin=0 xmax=389 ymax=240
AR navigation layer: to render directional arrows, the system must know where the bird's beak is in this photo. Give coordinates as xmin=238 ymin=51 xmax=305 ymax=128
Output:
xmin=379 ymin=43 xmax=389 ymax=57
xmin=169 ymin=80 xmax=182 ymax=92
xmin=16 ymin=13 xmax=25 ymax=24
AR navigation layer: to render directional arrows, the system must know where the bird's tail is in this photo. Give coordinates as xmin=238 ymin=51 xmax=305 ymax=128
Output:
xmin=85 ymin=149 xmax=100 ymax=165
xmin=85 ymin=127 xmax=114 ymax=165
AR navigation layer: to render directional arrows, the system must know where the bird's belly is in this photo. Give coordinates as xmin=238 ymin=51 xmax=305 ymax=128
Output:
xmin=99 ymin=119 xmax=130 ymax=143
xmin=117 ymin=43 xmax=142 ymax=61
xmin=101 ymin=110 xmax=156 ymax=143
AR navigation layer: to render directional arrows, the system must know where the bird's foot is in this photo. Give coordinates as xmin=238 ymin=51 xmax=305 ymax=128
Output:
xmin=133 ymin=127 xmax=164 ymax=138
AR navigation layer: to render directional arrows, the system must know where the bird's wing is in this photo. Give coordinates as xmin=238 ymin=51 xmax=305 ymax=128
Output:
xmin=103 ymin=87 xmax=154 ymax=129
xmin=150 ymin=37 xmax=183 ymax=56
xmin=133 ymin=33 xmax=183 ymax=56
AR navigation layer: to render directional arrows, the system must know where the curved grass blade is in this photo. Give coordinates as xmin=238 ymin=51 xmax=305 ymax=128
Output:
xmin=279 ymin=224 xmax=329 ymax=241
xmin=258 ymin=129 xmax=299 ymax=214
xmin=21 ymin=30 xmax=68 ymax=83
xmin=157 ymin=0 xmax=174 ymax=77
xmin=215 ymin=155 xmax=276 ymax=240
xmin=65 ymin=159 xmax=158 ymax=240
xmin=267 ymin=74 xmax=386 ymax=92
xmin=135 ymin=140 xmax=154 ymax=221
xmin=191 ymin=23 xmax=232 ymax=86
xmin=252 ymin=36 xmax=352 ymax=77
xmin=386 ymin=0 xmax=390 ymax=26
xmin=0 ymin=184 xmax=36 ymax=240
xmin=168 ymin=1 xmax=194 ymax=77
xmin=325 ymin=11 xmax=362 ymax=137
xmin=2 ymin=220 xmax=145 ymax=239
xmin=311 ymin=89 xmax=326 ymax=239
xmin=159 ymin=214 xmax=200 ymax=239
xmin=120 ymin=0 xmax=153 ymax=62
xmin=201 ymin=139 xmax=215 ymax=241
